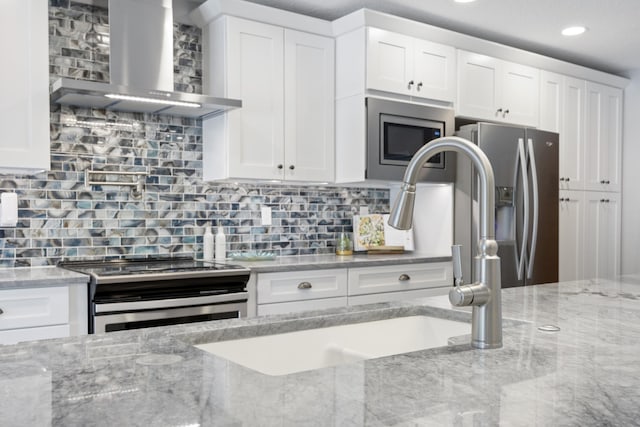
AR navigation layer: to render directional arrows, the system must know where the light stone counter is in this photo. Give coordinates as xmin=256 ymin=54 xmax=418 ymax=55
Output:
xmin=0 ymin=266 xmax=89 ymax=290
xmin=228 ymin=252 xmax=450 ymax=273
xmin=1 ymin=276 xmax=639 ymax=426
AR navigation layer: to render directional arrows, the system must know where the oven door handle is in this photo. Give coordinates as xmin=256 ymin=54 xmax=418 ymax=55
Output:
xmin=94 ymin=292 xmax=249 ymax=314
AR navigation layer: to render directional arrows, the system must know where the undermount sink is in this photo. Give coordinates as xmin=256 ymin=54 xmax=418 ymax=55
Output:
xmin=195 ymin=315 xmax=470 ymax=376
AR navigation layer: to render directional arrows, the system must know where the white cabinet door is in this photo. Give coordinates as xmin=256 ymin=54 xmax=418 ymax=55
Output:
xmin=539 ymin=71 xmax=563 ymax=133
xmin=0 ymin=0 xmax=50 ymax=173
xmin=585 ymin=82 xmax=622 ymax=192
xmin=456 ymin=51 xmax=500 ymax=120
xmin=284 ymin=30 xmax=335 ymax=182
xmin=457 ymin=50 xmax=539 ymax=127
xmin=366 ymin=28 xmax=455 ymax=102
xmin=224 ymin=17 xmax=284 ymax=180
xmin=583 ymin=192 xmax=620 ymax=280
xmin=367 ymin=28 xmax=413 ymax=95
xmin=411 ymin=38 xmax=456 ymax=102
xmin=500 ymin=61 xmax=539 ymax=126
xmin=558 ymin=191 xmax=583 ymax=282
xmin=560 ymin=77 xmax=587 ymax=190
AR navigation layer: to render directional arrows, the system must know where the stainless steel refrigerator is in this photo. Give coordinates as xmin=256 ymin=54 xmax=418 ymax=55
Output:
xmin=454 ymin=122 xmax=559 ymax=288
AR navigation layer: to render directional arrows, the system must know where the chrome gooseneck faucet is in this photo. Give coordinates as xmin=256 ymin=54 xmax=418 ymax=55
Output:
xmin=388 ymin=136 xmax=503 ymax=349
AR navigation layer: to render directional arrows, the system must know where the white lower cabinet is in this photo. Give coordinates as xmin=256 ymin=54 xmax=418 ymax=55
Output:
xmin=559 ymin=190 xmax=620 ymax=281
xmin=0 ymin=286 xmax=70 ymax=345
xmin=559 ymin=191 xmax=584 ymax=281
xmin=255 ymin=263 xmax=451 ymax=316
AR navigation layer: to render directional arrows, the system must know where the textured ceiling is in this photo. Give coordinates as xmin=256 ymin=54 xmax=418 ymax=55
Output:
xmin=230 ymin=0 xmax=640 ymax=77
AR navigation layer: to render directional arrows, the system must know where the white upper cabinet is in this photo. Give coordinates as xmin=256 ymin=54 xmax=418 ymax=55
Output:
xmin=456 ymin=50 xmax=539 ymax=127
xmin=203 ymin=16 xmax=334 ymax=182
xmin=539 ymin=72 xmax=587 ymax=190
xmin=366 ymin=28 xmax=456 ymax=102
xmin=584 ymin=82 xmax=622 ymax=192
xmin=0 ymin=1 xmax=50 ymax=173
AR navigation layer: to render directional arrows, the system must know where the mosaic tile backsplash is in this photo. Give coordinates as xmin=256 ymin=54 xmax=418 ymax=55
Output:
xmin=0 ymin=1 xmax=390 ymax=267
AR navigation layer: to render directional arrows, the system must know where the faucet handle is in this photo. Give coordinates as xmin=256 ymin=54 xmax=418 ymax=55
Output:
xmin=451 ymin=245 xmax=464 ymax=287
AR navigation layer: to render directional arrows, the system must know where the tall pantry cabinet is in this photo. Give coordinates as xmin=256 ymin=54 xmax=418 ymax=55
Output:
xmin=540 ymin=71 xmax=622 ymax=281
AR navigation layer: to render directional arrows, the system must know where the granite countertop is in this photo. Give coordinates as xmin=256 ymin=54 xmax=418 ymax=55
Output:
xmin=1 ymin=276 xmax=640 ymax=426
xmin=0 ymin=266 xmax=89 ymax=290
xmin=229 ymin=252 xmax=450 ymax=273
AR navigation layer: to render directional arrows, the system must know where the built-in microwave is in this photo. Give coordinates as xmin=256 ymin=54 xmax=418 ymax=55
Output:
xmin=366 ymin=97 xmax=455 ymax=182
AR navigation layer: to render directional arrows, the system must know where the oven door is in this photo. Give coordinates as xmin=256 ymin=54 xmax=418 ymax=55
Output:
xmin=92 ymin=293 xmax=248 ymax=333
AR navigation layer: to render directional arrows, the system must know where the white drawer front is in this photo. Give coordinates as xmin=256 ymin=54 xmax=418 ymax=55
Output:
xmin=257 ymin=269 xmax=348 ymax=304
xmin=0 ymin=286 xmax=69 ymax=331
xmin=258 ymin=297 xmax=348 ymax=316
xmin=348 ymin=287 xmax=448 ymax=306
xmin=348 ymin=262 xmax=452 ymax=296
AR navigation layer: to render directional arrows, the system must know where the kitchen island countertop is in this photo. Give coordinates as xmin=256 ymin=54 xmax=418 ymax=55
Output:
xmin=1 ymin=275 xmax=639 ymax=426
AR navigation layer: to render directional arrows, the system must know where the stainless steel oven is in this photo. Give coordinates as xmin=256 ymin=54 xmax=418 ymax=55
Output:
xmin=366 ymin=97 xmax=456 ymax=182
xmin=58 ymin=257 xmax=251 ymax=334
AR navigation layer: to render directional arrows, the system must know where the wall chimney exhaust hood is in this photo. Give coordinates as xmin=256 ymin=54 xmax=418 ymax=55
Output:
xmin=50 ymin=0 xmax=240 ymax=119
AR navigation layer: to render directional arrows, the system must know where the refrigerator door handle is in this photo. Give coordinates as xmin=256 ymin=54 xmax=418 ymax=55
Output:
xmin=516 ymin=138 xmax=529 ymax=281
xmin=526 ymin=138 xmax=540 ymax=280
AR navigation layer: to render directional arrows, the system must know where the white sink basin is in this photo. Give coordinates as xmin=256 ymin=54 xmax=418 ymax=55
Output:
xmin=195 ymin=315 xmax=470 ymax=376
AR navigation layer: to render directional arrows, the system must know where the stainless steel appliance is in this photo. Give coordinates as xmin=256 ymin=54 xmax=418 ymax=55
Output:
xmin=455 ymin=123 xmax=559 ymax=288
xmin=58 ymin=257 xmax=251 ymax=333
xmin=50 ymin=0 xmax=241 ymax=118
xmin=366 ymin=97 xmax=456 ymax=182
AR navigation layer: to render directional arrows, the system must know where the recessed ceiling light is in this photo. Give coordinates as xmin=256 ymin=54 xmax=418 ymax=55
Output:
xmin=561 ymin=26 xmax=587 ymax=36
xmin=454 ymin=0 xmax=477 ymax=3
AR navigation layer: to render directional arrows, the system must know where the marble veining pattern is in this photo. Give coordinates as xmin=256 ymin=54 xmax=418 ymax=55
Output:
xmin=1 ymin=277 xmax=639 ymax=426
xmin=0 ymin=2 xmax=390 ymax=267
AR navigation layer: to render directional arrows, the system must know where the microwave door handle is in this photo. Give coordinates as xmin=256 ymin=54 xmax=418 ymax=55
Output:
xmin=526 ymin=138 xmax=540 ymax=280
xmin=516 ymin=138 xmax=529 ymax=281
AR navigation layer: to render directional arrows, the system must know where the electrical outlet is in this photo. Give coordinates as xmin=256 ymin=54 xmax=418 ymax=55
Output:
xmin=261 ymin=206 xmax=272 ymax=226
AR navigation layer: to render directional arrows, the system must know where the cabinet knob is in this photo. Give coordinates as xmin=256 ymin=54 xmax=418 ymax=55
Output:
xmin=559 ymin=177 xmax=565 ymax=182
xmin=566 ymin=177 xmax=570 ymax=182
xmin=289 ymin=165 xmax=295 ymax=170
xmin=566 ymin=198 xmax=571 ymax=202
xmin=600 ymin=199 xmax=606 ymax=203
xmin=559 ymin=198 xmax=565 ymax=202
xmin=0 ymin=308 xmax=3 ymax=315
xmin=600 ymin=180 xmax=606 ymax=184
xmin=297 ymin=281 xmax=312 ymax=289
xmin=277 ymin=164 xmax=283 ymax=170
xmin=398 ymin=274 xmax=411 ymax=281
xmin=417 ymin=82 xmax=423 ymax=91
xmin=606 ymin=180 xmax=610 ymax=184
xmin=496 ymin=108 xmax=503 ymax=114
xmin=503 ymin=109 xmax=510 ymax=118
xmin=407 ymin=80 xmax=414 ymax=89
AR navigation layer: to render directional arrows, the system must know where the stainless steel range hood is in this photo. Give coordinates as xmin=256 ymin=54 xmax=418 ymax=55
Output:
xmin=50 ymin=0 xmax=240 ymax=119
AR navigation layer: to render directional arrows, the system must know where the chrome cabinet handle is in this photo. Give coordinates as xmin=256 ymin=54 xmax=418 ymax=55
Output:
xmin=398 ymin=274 xmax=410 ymax=281
xmin=600 ymin=179 xmax=611 ymax=184
xmin=289 ymin=165 xmax=295 ymax=170
xmin=560 ymin=177 xmax=565 ymax=182
xmin=297 ymin=281 xmax=312 ymax=289
xmin=407 ymin=80 xmax=414 ymax=89
xmin=566 ymin=177 xmax=570 ymax=182
xmin=416 ymin=82 xmax=423 ymax=91
xmin=277 ymin=164 xmax=283 ymax=170
xmin=496 ymin=108 xmax=503 ymax=115
xmin=503 ymin=109 xmax=510 ymax=118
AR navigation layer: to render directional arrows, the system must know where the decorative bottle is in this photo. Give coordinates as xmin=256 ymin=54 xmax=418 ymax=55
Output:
xmin=203 ymin=225 xmax=214 ymax=261
xmin=215 ymin=226 xmax=226 ymax=261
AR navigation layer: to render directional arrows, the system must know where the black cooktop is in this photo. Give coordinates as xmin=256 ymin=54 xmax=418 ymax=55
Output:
xmin=58 ymin=256 xmax=250 ymax=283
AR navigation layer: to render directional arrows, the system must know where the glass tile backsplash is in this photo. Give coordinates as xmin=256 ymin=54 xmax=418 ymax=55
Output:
xmin=0 ymin=1 xmax=389 ymax=267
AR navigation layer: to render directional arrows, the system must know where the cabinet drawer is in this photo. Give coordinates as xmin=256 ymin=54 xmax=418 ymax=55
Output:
xmin=348 ymin=262 xmax=452 ymax=296
xmin=257 ymin=269 xmax=348 ymax=304
xmin=348 ymin=287 xmax=448 ymax=306
xmin=0 ymin=287 xmax=69 ymax=331
xmin=258 ymin=297 xmax=347 ymax=316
